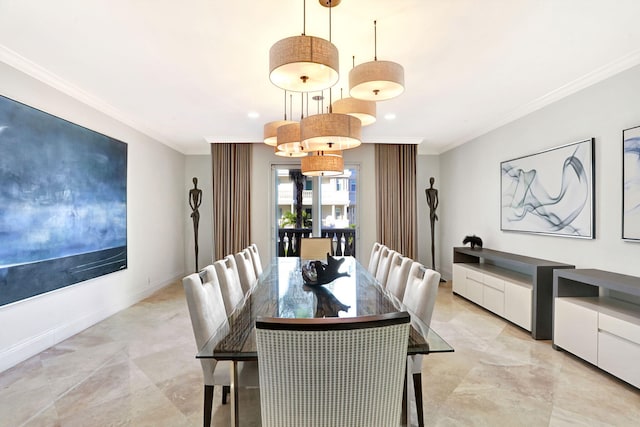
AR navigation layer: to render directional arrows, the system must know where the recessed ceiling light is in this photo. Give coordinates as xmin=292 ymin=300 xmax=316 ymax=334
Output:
xmin=384 ymin=113 xmax=396 ymax=120
xmin=248 ymin=111 xmax=260 ymax=119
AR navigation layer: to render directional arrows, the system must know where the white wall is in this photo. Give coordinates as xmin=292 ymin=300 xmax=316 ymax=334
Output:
xmin=0 ymin=62 xmax=186 ymax=373
xmin=438 ymin=64 xmax=640 ymax=280
xmin=184 ymin=155 xmax=213 ymax=272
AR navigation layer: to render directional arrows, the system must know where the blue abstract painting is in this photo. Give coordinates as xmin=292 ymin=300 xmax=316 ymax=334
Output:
xmin=501 ymin=138 xmax=594 ymax=238
xmin=0 ymin=95 xmax=127 ymax=306
xmin=623 ymin=125 xmax=640 ymax=241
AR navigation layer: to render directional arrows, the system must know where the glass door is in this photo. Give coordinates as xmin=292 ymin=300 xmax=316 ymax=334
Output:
xmin=273 ymin=166 xmax=359 ymax=257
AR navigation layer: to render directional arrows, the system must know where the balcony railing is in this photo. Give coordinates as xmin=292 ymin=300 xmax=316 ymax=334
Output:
xmin=277 ymin=228 xmax=357 ymax=258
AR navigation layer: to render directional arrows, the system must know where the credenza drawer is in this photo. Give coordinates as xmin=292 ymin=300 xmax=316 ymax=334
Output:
xmin=554 ymin=298 xmax=598 ymax=365
xmin=466 ymin=278 xmax=484 ymax=305
xmin=466 ymin=268 xmax=484 ymax=283
xmin=484 ymin=285 xmax=504 ymax=316
xmin=483 ymin=273 xmax=505 ymax=291
xmin=452 ymin=264 xmax=467 ymax=296
xmin=598 ymin=331 xmax=640 ymax=388
xmin=599 ymin=312 xmax=640 ymax=346
xmin=505 ymin=281 xmax=532 ymax=331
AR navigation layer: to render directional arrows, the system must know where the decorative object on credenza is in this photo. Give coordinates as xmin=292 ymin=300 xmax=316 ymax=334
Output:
xmin=623 ymin=125 xmax=640 ymax=241
xmin=0 ymin=95 xmax=128 ymax=307
xmin=189 ymin=177 xmax=202 ymax=271
xmin=425 ymin=177 xmax=439 ymax=270
xmin=301 ymin=253 xmax=350 ymax=286
xmin=462 ymin=235 xmax=483 ymax=249
xmin=500 ymin=138 xmax=595 ymax=238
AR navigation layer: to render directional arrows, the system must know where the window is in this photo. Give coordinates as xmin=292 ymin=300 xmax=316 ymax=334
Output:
xmin=273 ymin=166 xmax=359 ymax=256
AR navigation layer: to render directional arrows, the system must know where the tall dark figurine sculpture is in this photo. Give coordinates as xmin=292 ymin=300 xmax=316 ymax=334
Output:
xmin=425 ymin=177 xmax=439 ymax=270
xmin=189 ymin=177 xmax=202 ymax=272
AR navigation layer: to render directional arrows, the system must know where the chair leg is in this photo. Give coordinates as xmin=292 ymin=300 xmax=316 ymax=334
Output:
xmin=204 ymin=385 xmax=214 ymax=427
xmin=413 ymin=372 xmax=424 ymax=427
xmin=222 ymin=385 xmax=230 ymax=404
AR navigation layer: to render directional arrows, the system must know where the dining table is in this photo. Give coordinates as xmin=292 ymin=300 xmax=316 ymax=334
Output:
xmin=197 ymin=256 xmax=454 ymax=427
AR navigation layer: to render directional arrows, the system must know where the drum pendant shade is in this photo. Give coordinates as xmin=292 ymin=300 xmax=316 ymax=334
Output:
xmin=264 ymin=120 xmax=297 ymax=146
xmin=270 ymin=35 xmax=339 ymax=93
xmin=349 ymin=60 xmax=405 ymax=101
xmin=276 ymin=122 xmax=307 ymax=156
xmin=331 ymin=97 xmax=376 ymax=126
xmin=300 ymin=113 xmax=362 ymax=152
xmin=275 ymin=146 xmax=308 ymax=157
xmin=301 ymin=151 xmax=344 ymax=176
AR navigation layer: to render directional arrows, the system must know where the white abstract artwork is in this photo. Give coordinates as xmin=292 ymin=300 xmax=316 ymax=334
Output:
xmin=623 ymin=126 xmax=640 ymax=241
xmin=501 ymin=139 xmax=594 ymax=238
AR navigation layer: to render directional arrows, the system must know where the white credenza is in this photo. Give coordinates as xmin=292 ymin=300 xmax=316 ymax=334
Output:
xmin=452 ymin=262 xmax=533 ymax=331
xmin=553 ymin=269 xmax=640 ymax=389
xmin=453 ymin=247 xmax=574 ymax=339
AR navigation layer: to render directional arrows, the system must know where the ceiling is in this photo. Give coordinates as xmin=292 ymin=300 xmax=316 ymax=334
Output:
xmin=1 ymin=0 xmax=640 ymax=155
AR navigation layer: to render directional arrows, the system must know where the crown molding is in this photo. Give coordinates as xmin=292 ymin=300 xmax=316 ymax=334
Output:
xmin=0 ymin=44 xmax=182 ymax=152
xmin=362 ymin=136 xmax=423 ymax=144
xmin=204 ymin=136 xmax=261 ymax=143
xmin=438 ymin=49 xmax=640 ymax=154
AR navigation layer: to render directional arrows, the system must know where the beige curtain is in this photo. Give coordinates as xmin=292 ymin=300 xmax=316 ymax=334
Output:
xmin=211 ymin=143 xmax=252 ymax=260
xmin=375 ymin=144 xmax=417 ymax=259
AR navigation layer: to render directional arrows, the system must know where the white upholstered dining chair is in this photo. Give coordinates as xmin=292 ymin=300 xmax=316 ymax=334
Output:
xmin=182 ymin=272 xmax=258 ymax=427
xmin=213 ymin=255 xmax=244 ymax=316
xmin=256 ymin=312 xmax=411 ymax=427
xmin=367 ymin=242 xmax=383 ymax=275
xmin=402 ymin=262 xmax=441 ymax=427
xmin=234 ymin=248 xmax=257 ymax=294
xmin=385 ymin=252 xmax=413 ymax=300
xmin=247 ymin=243 xmax=263 ymax=277
xmin=374 ymin=246 xmax=395 ymax=287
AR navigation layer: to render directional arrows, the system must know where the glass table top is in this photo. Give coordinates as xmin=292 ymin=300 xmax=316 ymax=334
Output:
xmin=198 ymin=257 xmax=454 ymax=360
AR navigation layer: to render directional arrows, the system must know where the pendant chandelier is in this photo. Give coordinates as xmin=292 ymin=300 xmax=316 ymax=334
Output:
xmin=349 ymin=20 xmax=405 ymax=101
xmin=265 ymin=1 xmax=405 ymax=176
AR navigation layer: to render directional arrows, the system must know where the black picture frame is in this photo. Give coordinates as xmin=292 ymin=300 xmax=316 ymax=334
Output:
xmin=500 ymin=138 xmax=595 ymax=238
xmin=623 ymin=125 xmax=640 ymax=241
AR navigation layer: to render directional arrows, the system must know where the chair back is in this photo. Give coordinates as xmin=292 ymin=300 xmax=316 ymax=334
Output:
xmin=234 ymin=248 xmax=257 ymax=294
xmin=367 ymin=242 xmax=383 ymax=275
xmin=386 ymin=252 xmax=413 ymax=300
xmin=213 ymin=255 xmax=244 ymax=316
xmin=200 ymin=264 xmax=216 ymax=283
xmin=299 ymin=237 xmax=332 ymax=260
xmin=248 ymin=243 xmax=263 ymax=276
xmin=374 ymin=247 xmax=395 ymax=287
xmin=182 ymin=272 xmax=227 ymax=384
xmin=256 ymin=312 xmax=410 ymax=427
xmin=402 ymin=263 xmax=441 ymax=327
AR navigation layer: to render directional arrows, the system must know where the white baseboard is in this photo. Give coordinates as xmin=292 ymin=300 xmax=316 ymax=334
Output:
xmin=0 ymin=277 xmax=177 ymax=374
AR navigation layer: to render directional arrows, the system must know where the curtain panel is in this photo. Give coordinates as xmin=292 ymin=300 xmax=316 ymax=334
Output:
xmin=375 ymin=144 xmax=417 ymax=259
xmin=211 ymin=143 xmax=252 ymax=260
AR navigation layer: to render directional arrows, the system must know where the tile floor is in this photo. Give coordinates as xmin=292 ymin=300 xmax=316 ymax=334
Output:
xmin=1 ymin=280 xmax=639 ymax=426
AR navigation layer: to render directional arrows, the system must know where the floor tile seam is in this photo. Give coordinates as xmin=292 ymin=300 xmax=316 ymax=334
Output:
xmin=18 ymin=350 xmax=124 ymax=427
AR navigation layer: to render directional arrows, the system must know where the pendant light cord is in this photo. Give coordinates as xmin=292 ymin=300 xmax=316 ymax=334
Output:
xmin=374 ymin=20 xmax=377 ymax=61
xmin=302 ymin=0 xmax=306 ymax=35
xmin=329 ymin=1 xmax=332 ymax=43
xmin=283 ymin=91 xmax=287 ymax=120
